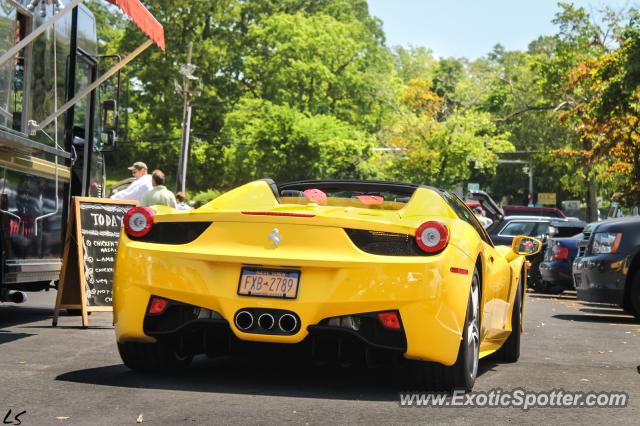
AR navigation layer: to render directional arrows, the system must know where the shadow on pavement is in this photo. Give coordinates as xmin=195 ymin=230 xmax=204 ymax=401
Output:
xmin=553 ymin=313 xmax=638 ymax=325
xmin=527 ymin=293 xmax=577 ymax=301
xmin=579 ymin=308 xmax=630 ymax=316
xmin=23 ymin=325 xmax=114 ymax=330
xmin=574 ymin=301 xmax=619 ymax=308
xmin=56 ymin=356 xmax=498 ymax=401
xmin=0 ymin=305 xmax=51 ymax=345
xmin=0 ymin=330 xmax=34 ymax=345
xmin=0 ymin=305 xmax=52 ymax=328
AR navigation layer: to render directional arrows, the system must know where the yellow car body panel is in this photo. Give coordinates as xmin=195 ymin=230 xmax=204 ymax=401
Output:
xmin=113 ymin=180 xmax=530 ymax=366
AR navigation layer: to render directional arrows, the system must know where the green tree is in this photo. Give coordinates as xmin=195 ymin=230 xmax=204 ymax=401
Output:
xmin=220 ymin=98 xmax=376 ymax=186
xmin=241 ymin=12 xmax=394 ymax=132
xmin=383 ymin=75 xmax=513 ymax=188
xmin=89 ymin=0 xmax=393 ymax=190
xmin=532 ymin=2 xmax=625 ymax=218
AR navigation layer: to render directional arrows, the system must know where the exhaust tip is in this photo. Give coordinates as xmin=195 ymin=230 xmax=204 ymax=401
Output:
xmin=235 ymin=310 xmax=254 ymax=331
xmin=258 ymin=313 xmax=275 ymax=330
xmin=278 ymin=313 xmax=298 ymax=333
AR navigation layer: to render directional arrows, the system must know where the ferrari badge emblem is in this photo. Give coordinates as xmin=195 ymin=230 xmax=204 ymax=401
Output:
xmin=268 ymin=228 xmax=281 ymax=247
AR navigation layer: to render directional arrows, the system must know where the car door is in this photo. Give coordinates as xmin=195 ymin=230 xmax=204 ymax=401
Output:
xmin=480 ymin=241 xmax=512 ymax=339
xmin=443 ymin=193 xmax=511 ymax=339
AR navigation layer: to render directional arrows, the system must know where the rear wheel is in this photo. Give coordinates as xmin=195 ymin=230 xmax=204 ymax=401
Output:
xmin=408 ymin=268 xmax=480 ymax=392
xmin=118 ymin=340 xmax=193 ymax=372
xmin=494 ymin=275 xmax=523 ymax=362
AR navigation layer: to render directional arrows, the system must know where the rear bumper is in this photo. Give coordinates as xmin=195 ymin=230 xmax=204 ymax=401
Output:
xmin=539 ymin=260 xmax=573 ymax=288
xmin=113 ymin=233 xmax=475 ymax=366
xmin=572 ymin=254 xmax=628 ymax=306
xmin=140 ymin=297 xmax=408 ymax=366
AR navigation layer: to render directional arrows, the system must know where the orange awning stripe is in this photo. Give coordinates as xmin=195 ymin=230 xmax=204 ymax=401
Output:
xmin=106 ymin=0 xmax=165 ymax=51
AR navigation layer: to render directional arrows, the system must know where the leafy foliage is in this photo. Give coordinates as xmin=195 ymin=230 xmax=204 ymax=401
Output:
xmin=220 ymin=98 xmax=376 ymax=186
xmin=86 ymin=0 xmax=640 ymax=209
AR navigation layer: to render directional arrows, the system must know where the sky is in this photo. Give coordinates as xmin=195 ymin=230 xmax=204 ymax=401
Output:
xmin=367 ymin=0 xmax=636 ymax=59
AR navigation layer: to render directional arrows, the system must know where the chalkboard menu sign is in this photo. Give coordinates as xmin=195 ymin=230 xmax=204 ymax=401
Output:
xmin=79 ymin=203 xmax=133 ymax=306
xmin=53 ymin=197 xmax=138 ymax=327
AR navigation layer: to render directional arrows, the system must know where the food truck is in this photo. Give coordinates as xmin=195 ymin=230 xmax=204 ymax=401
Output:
xmin=0 ymin=0 xmax=164 ymax=303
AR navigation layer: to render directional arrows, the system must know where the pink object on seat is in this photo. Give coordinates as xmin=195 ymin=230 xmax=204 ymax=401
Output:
xmin=356 ymin=195 xmax=384 ymax=205
xmin=303 ymin=189 xmax=328 ymax=205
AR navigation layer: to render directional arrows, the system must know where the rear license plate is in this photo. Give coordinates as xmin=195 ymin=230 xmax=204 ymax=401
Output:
xmin=237 ymin=267 xmax=300 ymax=299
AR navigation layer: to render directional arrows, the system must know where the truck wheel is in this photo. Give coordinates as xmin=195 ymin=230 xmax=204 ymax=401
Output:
xmin=494 ymin=276 xmax=522 ymax=362
xmin=408 ymin=267 xmax=480 ymax=392
xmin=118 ymin=340 xmax=193 ymax=372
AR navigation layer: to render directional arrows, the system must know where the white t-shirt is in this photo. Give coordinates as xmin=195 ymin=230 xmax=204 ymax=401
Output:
xmin=480 ymin=216 xmax=493 ymax=228
xmin=110 ymin=174 xmax=153 ymax=201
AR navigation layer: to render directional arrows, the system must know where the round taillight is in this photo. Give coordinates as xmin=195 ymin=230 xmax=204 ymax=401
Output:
xmin=415 ymin=221 xmax=449 ymax=253
xmin=124 ymin=206 xmax=155 ymax=238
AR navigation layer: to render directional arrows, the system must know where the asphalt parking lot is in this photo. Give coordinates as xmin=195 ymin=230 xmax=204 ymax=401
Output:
xmin=1 ymin=290 xmax=639 ymax=425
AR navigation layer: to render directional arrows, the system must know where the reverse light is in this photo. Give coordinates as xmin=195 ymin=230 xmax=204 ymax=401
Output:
xmin=415 ymin=221 xmax=449 ymax=253
xmin=377 ymin=311 xmax=401 ymax=330
xmin=124 ymin=206 xmax=155 ymax=238
xmin=552 ymin=244 xmax=569 ymax=261
xmin=148 ymin=297 xmax=169 ymax=315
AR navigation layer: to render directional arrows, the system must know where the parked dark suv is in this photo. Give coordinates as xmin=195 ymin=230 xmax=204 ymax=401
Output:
xmin=573 ymin=217 xmax=640 ymax=319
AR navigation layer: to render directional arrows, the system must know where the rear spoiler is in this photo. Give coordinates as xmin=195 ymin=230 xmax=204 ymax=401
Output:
xmin=466 ymin=190 xmax=504 ymax=222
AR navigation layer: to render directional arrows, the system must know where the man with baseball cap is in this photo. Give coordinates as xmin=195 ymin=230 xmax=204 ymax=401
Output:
xmin=110 ymin=161 xmax=153 ymax=201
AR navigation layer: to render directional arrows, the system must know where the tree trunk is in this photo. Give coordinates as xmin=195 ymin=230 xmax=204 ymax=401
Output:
xmin=586 ymin=174 xmax=598 ymax=223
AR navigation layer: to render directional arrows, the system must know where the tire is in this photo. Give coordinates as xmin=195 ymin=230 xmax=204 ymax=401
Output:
xmin=494 ymin=275 xmax=522 ymax=362
xmin=118 ymin=340 xmax=193 ymax=372
xmin=409 ymin=267 xmax=481 ymax=392
xmin=536 ymin=280 xmax=565 ymax=295
xmin=628 ymin=271 xmax=640 ymax=320
xmin=527 ymin=262 xmax=543 ymax=291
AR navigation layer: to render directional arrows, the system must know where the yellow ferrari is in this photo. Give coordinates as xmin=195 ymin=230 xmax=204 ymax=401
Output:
xmin=113 ymin=179 xmax=541 ymax=391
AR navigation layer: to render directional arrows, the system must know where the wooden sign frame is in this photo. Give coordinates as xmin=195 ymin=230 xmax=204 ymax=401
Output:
xmin=53 ymin=197 xmax=138 ymax=327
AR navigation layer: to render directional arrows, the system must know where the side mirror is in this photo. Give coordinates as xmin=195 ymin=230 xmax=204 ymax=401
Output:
xmin=100 ymin=130 xmax=116 ymax=151
xmin=512 ymin=236 xmax=542 ymax=256
xmin=101 ymin=99 xmax=118 ymax=130
xmin=100 ymin=99 xmax=118 ymax=152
